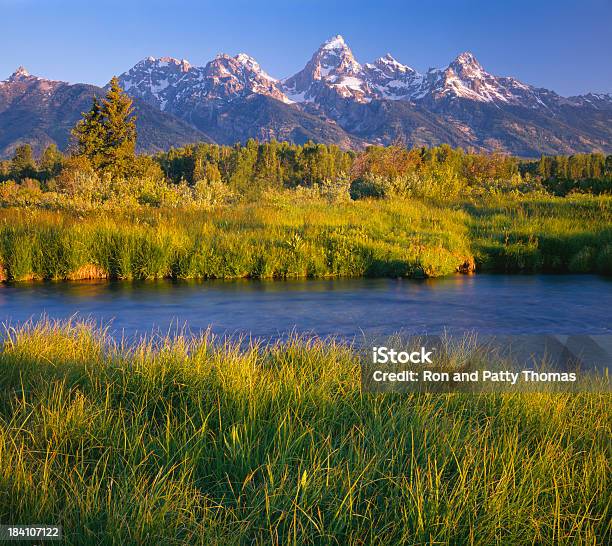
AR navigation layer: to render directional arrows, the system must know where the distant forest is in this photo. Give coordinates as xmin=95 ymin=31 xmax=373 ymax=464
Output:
xmin=2 ymin=140 xmax=611 ymax=199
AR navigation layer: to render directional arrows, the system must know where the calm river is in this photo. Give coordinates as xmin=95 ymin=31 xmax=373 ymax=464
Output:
xmin=0 ymin=275 xmax=610 ymax=341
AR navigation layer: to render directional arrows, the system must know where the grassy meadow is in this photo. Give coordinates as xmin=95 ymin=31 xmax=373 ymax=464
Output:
xmin=1 ymin=138 xmax=611 ymax=544
xmin=0 ymin=320 xmax=609 ymax=545
xmin=0 ymin=193 xmax=611 ymax=282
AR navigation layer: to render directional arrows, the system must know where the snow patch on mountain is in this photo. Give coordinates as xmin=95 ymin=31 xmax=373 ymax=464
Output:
xmin=115 ymin=35 xmax=608 ymax=118
xmin=118 ymin=53 xmax=292 ymax=111
xmin=322 ymin=35 xmax=347 ymax=51
xmin=281 ymin=34 xmax=370 ymax=103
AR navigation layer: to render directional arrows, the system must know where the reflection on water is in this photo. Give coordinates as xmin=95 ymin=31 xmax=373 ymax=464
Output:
xmin=0 ymin=275 xmax=610 ymax=341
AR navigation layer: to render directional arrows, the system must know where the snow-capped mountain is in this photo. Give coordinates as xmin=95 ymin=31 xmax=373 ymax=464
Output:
xmin=0 ymin=67 xmax=209 ymax=157
xmin=2 ymin=35 xmax=611 ymax=157
xmin=114 ymin=34 xmax=612 ymax=117
xmin=280 ymin=37 xmax=612 ymax=114
xmin=362 ymin=54 xmax=423 ymax=100
xmin=566 ymin=92 xmax=612 ymax=110
xmin=115 ymin=52 xmax=363 ymax=147
xmin=118 ymin=57 xmax=192 ymax=111
xmin=282 ymin=35 xmax=370 ymax=103
xmin=118 ymin=53 xmax=291 ymax=115
xmin=413 ymin=52 xmax=562 ymax=109
xmin=4 ymin=66 xmax=36 ymax=83
xmin=280 ymin=38 xmax=579 ymax=109
xmin=0 ymin=66 xmax=63 ymax=94
xmin=196 ymin=53 xmax=289 ymax=103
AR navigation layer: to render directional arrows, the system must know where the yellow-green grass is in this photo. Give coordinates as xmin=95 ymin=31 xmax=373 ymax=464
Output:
xmin=466 ymin=194 xmax=612 ymax=273
xmin=0 ymin=320 xmax=609 ymax=544
xmin=0 ymin=194 xmax=610 ymax=282
xmin=0 ymin=199 xmax=473 ymax=281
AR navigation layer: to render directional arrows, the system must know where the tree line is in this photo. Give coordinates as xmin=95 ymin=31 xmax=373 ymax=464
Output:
xmin=0 ymin=77 xmax=610 ymax=199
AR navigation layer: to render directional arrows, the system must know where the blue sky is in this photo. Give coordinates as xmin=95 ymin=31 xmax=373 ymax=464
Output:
xmin=1 ymin=0 xmax=610 ymax=96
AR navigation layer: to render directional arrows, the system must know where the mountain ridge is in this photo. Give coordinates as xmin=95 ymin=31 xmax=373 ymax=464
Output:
xmin=1 ymin=35 xmax=611 ymax=158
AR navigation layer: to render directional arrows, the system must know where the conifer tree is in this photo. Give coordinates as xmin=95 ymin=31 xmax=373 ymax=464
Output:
xmin=100 ymin=76 xmax=136 ymax=178
xmin=72 ymin=96 xmax=105 ymax=170
xmin=10 ymin=144 xmax=35 ymax=180
xmin=71 ymin=77 xmax=136 ymax=179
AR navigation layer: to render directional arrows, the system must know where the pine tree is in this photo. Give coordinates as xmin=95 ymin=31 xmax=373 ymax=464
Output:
xmin=100 ymin=77 xmax=136 ymax=178
xmin=72 ymin=96 xmax=105 ymax=170
xmin=71 ymin=77 xmax=136 ymax=179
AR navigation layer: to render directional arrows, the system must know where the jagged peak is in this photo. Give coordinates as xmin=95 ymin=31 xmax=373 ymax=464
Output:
xmin=210 ymin=53 xmax=262 ymax=73
xmin=580 ymin=92 xmax=612 ymax=100
xmin=234 ymin=53 xmax=275 ymax=81
xmin=13 ymin=65 xmax=30 ymax=77
xmin=235 ymin=53 xmax=258 ymax=66
xmin=374 ymin=53 xmax=414 ymax=73
xmin=450 ymin=51 xmax=484 ymax=71
xmin=136 ymin=56 xmax=191 ymax=71
xmin=455 ymin=51 xmax=477 ymax=62
xmin=321 ymin=34 xmax=347 ymax=51
xmin=7 ymin=66 xmax=32 ymax=81
xmin=380 ymin=53 xmax=399 ymax=64
xmin=310 ymin=33 xmax=361 ymax=76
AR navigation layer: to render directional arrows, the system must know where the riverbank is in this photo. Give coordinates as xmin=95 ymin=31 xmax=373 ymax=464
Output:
xmin=1 ymin=194 xmax=610 ymax=282
xmin=0 ymin=320 xmax=609 ymax=544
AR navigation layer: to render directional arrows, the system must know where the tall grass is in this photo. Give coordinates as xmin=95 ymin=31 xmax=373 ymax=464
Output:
xmin=0 ymin=199 xmax=473 ymax=281
xmin=0 ymin=193 xmax=610 ymax=282
xmin=0 ymin=320 xmax=609 ymax=544
xmin=468 ymin=194 xmax=612 ymax=273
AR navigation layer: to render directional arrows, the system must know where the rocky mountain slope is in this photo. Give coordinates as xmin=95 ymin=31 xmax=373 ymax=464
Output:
xmin=115 ymin=35 xmax=612 ymax=155
xmin=0 ymin=67 xmax=209 ymax=157
xmin=2 ymin=35 xmax=610 ymax=158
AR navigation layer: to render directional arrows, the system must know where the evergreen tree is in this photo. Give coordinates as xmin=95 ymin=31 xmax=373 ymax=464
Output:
xmin=71 ymin=77 xmax=136 ymax=179
xmin=72 ymin=96 xmax=105 ymax=170
xmin=100 ymin=76 xmax=137 ymax=178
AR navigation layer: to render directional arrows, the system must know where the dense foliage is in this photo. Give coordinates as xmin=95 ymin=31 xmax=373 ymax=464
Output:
xmin=0 ymin=84 xmax=610 ymax=280
xmin=1 ymin=140 xmax=610 ymax=205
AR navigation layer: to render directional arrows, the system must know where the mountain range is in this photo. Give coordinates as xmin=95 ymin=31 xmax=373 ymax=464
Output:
xmin=1 ymin=35 xmax=611 ymax=158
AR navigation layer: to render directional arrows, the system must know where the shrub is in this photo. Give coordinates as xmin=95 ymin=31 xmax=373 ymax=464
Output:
xmin=350 ymin=174 xmax=389 ymax=199
xmin=193 ymin=179 xmax=234 ymax=206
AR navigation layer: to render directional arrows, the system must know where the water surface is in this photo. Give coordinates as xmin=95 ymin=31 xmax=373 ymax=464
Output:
xmin=0 ymin=275 xmax=610 ymax=341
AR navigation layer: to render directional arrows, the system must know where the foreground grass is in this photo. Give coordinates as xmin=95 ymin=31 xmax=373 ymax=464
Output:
xmin=0 ymin=193 xmax=610 ymax=282
xmin=0 ymin=321 xmax=609 ymax=545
